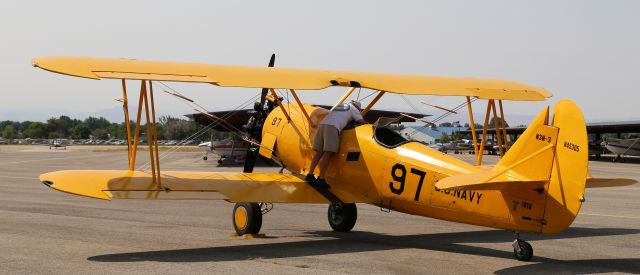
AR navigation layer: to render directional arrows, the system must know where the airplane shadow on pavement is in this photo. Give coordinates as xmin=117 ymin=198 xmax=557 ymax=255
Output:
xmin=88 ymin=227 xmax=640 ymax=273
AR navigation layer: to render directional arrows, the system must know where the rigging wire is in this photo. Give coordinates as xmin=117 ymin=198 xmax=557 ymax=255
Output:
xmin=400 ymin=94 xmax=424 ymax=115
xmin=359 ymin=90 xmax=379 ymax=102
xmin=137 ymin=95 xmax=258 ymax=171
xmin=430 ymin=97 xmax=477 ymax=124
xmin=405 ymin=97 xmax=478 ymax=140
xmin=137 ymin=96 xmax=259 ymax=172
xmin=158 ymin=82 xmax=246 ymax=134
xmin=136 ymin=82 xmax=260 ymax=171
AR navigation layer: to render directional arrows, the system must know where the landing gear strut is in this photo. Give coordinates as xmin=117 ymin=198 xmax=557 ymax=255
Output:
xmin=328 ymin=203 xmax=357 ymax=232
xmin=512 ymin=232 xmax=533 ymax=261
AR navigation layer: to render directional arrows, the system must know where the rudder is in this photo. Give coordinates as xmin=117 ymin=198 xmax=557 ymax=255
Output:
xmin=542 ymin=100 xmax=588 ymax=233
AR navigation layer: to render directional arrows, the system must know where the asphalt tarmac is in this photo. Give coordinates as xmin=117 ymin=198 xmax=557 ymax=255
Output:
xmin=1 ymin=147 xmax=639 ymax=274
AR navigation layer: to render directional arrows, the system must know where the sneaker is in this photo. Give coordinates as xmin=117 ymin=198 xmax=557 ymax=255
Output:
xmin=305 ymin=173 xmax=316 ymax=183
xmin=315 ymin=178 xmax=331 ymax=189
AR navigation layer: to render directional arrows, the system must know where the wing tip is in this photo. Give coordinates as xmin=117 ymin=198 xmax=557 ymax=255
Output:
xmin=39 ymin=171 xmax=112 ymax=200
xmin=32 ymin=56 xmax=101 ymax=80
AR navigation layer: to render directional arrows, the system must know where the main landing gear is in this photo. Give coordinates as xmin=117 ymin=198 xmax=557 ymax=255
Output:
xmin=328 ymin=203 xmax=357 ymax=232
xmin=232 ymin=202 xmax=358 ymax=236
xmin=512 ymin=232 xmax=533 ymax=261
xmin=232 ymin=203 xmax=263 ymax=235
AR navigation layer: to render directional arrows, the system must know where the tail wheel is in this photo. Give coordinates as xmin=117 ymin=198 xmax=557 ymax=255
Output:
xmin=328 ymin=203 xmax=357 ymax=232
xmin=233 ymin=203 xmax=262 ymax=235
xmin=513 ymin=240 xmax=533 ymax=261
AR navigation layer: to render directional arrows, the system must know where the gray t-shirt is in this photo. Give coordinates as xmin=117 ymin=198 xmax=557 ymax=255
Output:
xmin=320 ymin=103 xmax=364 ymax=132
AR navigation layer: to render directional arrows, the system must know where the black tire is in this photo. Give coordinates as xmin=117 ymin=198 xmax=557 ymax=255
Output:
xmin=328 ymin=203 xmax=357 ymax=232
xmin=513 ymin=241 xmax=533 ymax=261
xmin=232 ymin=203 xmax=262 ymax=235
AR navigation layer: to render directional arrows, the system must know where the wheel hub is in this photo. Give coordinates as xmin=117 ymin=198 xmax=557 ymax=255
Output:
xmin=329 ymin=204 xmax=345 ymax=224
xmin=234 ymin=207 xmax=248 ymax=229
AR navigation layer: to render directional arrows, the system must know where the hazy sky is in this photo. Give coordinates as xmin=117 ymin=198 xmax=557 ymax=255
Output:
xmin=1 ymin=0 xmax=638 ymax=125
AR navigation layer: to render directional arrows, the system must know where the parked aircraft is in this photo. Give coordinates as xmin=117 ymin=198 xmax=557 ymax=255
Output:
xmin=32 ymin=55 xmax=636 ymax=261
xmin=601 ymin=138 xmax=640 ymax=162
xmin=49 ymin=139 xmax=69 ymax=150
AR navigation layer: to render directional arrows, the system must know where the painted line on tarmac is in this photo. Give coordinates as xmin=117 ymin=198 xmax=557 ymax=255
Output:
xmin=0 ymin=175 xmax=38 ymax=180
xmin=589 ymin=187 xmax=640 ymax=191
xmin=0 ymin=154 xmax=113 ymax=166
xmin=582 ymin=212 xmax=640 ymax=220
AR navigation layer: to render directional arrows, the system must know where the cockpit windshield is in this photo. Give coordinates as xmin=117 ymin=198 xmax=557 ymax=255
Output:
xmin=373 ymin=117 xmax=411 ymax=148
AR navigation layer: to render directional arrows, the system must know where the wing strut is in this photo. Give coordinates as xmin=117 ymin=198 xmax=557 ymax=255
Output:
xmin=498 ymin=100 xmax=510 ymax=151
xmin=120 ymin=80 xmax=162 ymax=186
xmin=289 ymin=89 xmax=314 ymax=127
xmin=361 ymin=91 xmax=385 ymax=117
xmin=121 ymin=79 xmax=133 ymax=166
xmin=491 ymin=100 xmax=505 ymax=157
xmin=331 ymin=87 xmax=357 ymax=110
xmin=466 ymin=96 xmax=480 ymax=158
xmin=467 ymin=99 xmax=511 ymax=165
xmin=268 ymin=88 xmax=292 ymax=121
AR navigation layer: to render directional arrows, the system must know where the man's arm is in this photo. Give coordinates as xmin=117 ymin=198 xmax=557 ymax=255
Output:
xmin=351 ymin=108 xmax=367 ymax=125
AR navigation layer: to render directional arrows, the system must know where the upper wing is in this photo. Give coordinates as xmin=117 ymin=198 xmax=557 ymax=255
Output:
xmin=33 ymin=56 xmax=551 ymax=101
xmin=39 ymin=170 xmax=371 ymax=203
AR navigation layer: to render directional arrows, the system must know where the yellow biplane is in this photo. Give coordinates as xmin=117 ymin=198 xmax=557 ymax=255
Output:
xmin=32 ymin=56 xmax=636 ymax=261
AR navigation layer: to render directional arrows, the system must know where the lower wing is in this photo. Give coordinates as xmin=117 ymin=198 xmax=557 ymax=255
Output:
xmin=40 ymin=170 xmax=366 ymax=203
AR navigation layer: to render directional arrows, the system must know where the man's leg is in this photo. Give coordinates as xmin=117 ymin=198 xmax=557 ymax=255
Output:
xmin=317 ymin=151 xmax=334 ymax=180
xmin=308 ymin=124 xmax=326 ymax=181
xmin=308 ymin=151 xmax=323 ymax=175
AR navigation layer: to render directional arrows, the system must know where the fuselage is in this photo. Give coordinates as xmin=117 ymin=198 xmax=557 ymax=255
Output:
xmin=262 ymin=104 xmax=548 ymax=233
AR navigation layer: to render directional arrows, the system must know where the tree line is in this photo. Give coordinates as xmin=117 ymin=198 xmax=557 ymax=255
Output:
xmin=0 ymin=115 xmax=231 ymax=141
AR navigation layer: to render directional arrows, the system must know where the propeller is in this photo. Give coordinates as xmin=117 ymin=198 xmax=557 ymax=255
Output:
xmin=243 ymin=53 xmax=275 ymax=173
xmin=259 ymin=54 xmax=276 ymax=107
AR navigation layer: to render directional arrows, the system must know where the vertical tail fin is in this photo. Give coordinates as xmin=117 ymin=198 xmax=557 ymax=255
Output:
xmin=497 ymin=100 xmax=588 ymax=233
xmin=494 ymin=106 xmax=557 ymax=182
xmin=542 ymin=100 xmax=588 ymax=233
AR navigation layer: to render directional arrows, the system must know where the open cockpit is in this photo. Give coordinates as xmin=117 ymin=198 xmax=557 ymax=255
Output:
xmin=373 ymin=117 xmax=411 ymax=148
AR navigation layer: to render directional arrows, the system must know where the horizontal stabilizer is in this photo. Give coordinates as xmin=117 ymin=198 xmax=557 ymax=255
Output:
xmin=435 ymin=169 xmax=547 ymax=191
xmin=586 ymin=178 xmax=638 ymax=188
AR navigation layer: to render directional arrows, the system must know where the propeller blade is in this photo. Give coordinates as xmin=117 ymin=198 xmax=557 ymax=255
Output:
xmin=246 ymin=53 xmax=276 ymax=173
xmin=268 ymin=53 xmax=275 ymax=67
xmin=259 ymin=54 xmax=276 ymax=106
xmin=243 ymin=145 xmax=258 ymax=173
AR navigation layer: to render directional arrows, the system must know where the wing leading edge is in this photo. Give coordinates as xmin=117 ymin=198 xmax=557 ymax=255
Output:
xmin=39 ymin=170 xmax=372 ymax=203
xmin=33 ymin=56 xmax=551 ymax=101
